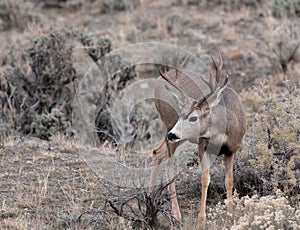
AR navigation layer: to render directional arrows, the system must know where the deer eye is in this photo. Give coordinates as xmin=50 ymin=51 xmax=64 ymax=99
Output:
xmin=189 ymin=116 xmax=198 ymax=122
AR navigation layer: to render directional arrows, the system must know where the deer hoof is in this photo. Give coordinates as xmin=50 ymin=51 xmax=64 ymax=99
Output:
xmin=196 ymin=218 xmax=206 ymax=230
xmin=196 ymin=215 xmax=207 ymax=229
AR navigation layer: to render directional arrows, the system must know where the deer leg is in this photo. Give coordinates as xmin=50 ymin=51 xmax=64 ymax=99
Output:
xmin=151 ymin=140 xmax=167 ymax=187
xmin=224 ymin=152 xmax=236 ymax=216
xmin=166 ymin=142 xmax=181 ymax=221
xmin=197 ymin=152 xmax=211 ymax=225
xmin=152 ymin=140 xmax=181 ymax=222
xmin=169 ymin=177 xmax=181 ymax=221
xmin=224 ymin=152 xmax=235 ymax=199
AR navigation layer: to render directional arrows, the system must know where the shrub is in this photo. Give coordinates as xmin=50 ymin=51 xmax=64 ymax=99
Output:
xmin=0 ymin=28 xmax=77 ymax=138
xmin=173 ymin=0 xmax=262 ymax=8
xmin=272 ymin=21 xmax=300 ymax=79
xmin=93 ymin=0 xmax=140 ymax=13
xmin=78 ymin=35 xmax=137 ymax=144
xmin=30 ymin=108 xmax=73 ymax=140
xmin=238 ymin=81 xmax=300 ymax=203
xmin=207 ymin=191 xmax=300 ymax=229
xmin=272 ymin=0 xmax=300 ymax=18
xmin=0 ymin=0 xmax=36 ymax=31
xmin=0 ymin=27 xmax=137 ymax=141
xmin=79 ymin=179 xmax=180 ymax=229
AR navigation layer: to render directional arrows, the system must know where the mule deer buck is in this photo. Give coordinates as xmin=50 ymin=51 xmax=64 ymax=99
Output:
xmin=153 ymin=54 xmax=246 ymax=227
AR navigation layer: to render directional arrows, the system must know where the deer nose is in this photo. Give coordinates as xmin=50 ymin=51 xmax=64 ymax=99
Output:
xmin=167 ymin=132 xmax=180 ymax=141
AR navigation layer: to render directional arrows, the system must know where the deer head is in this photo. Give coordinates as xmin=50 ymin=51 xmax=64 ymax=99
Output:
xmin=160 ymin=54 xmax=228 ymax=143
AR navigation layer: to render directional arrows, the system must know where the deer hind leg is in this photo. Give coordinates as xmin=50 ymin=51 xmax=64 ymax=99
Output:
xmin=224 ymin=152 xmax=235 ymax=199
xmin=197 ymin=152 xmax=211 ymax=225
xmin=224 ymin=152 xmax=236 ymax=216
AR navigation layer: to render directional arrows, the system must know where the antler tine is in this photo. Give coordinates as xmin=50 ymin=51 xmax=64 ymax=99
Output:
xmin=175 ymin=52 xmax=190 ymax=80
xmin=160 ymin=53 xmax=192 ymax=99
xmin=216 ymin=53 xmax=228 ymax=89
xmin=176 ymin=52 xmax=181 ymax=81
xmin=218 ymin=51 xmax=223 ymax=70
xmin=162 ymin=56 xmax=166 ymax=72
xmin=160 ymin=53 xmax=184 ymax=92
xmin=181 ymin=53 xmax=190 ymax=68
xmin=163 ymin=56 xmax=170 ymax=73
xmin=202 ymin=65 xmax=216 ymax=95
xmin=217 ymin=52 xmax=223 ymax=82
xmin=159 ymin=68 xmax=184 ymax=94
xmin=195 ymin=53 xmax=224 ymax=107
xmin=210 ymin=52 xmax=223 ymax=84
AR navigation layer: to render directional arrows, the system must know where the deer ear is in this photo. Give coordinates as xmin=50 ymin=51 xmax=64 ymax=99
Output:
xmin=164 ymin=84 xmax=185 ymax=108
xmin=207 ymin=76 xmax=228 ymax=107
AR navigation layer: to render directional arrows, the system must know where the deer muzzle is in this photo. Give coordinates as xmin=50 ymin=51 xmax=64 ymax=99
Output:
xmin=167 ymin=132 xmax=180 ymax=142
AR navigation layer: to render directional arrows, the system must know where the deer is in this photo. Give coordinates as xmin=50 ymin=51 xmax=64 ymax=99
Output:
xmin=152 ymin=53 xmax=246 ymax=228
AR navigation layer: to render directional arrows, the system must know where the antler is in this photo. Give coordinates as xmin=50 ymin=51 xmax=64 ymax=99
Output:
xmin=160 ymin=52 xmax=227 ymax=107
xmin=202 ymin=52 xmax=223 ymax=94
xmin=159 ymin=53 xmax=190 ymax=98
xmin=196 ymin=53 xmax=227 ymax=107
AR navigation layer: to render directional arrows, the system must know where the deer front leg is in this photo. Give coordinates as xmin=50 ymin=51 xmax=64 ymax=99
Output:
xmin=197 ymin=152 xmax=211 ymax=226
xmin=196 ymin=140 xmax=210 ymax=224
xmin=169 ymin=179 xmax=181 ymax=221
xmin=197 ymin=168 xmax=210 ymax=224
xmin=151 ymin=140 xmax=167 ymax=187
xmin=166 ymin=142 xmax=182 ymax=222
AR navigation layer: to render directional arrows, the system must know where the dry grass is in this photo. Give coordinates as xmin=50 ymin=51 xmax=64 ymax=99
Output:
xmin=0 ymin=136 xmax=101 ymax=229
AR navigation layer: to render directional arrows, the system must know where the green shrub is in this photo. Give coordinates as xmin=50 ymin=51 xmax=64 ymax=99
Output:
xmin=95 ymin=0 xmax=140 ymax=13
xmin=0 ymin=28 xmax=77 ymax=138
xmin=0 ymin=27 xmax=137 ymax=141
xmin=173 ymin=0 xmax=261 ymax=8
xmin=238 ymin=81 xmax=300 ymax=203
xmin=30 ymin=108 xmax=73 ymax=140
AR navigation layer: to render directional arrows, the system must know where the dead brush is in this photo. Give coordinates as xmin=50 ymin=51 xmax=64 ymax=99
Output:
xmin=78 ymin=178 xmax=181 ymax=229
